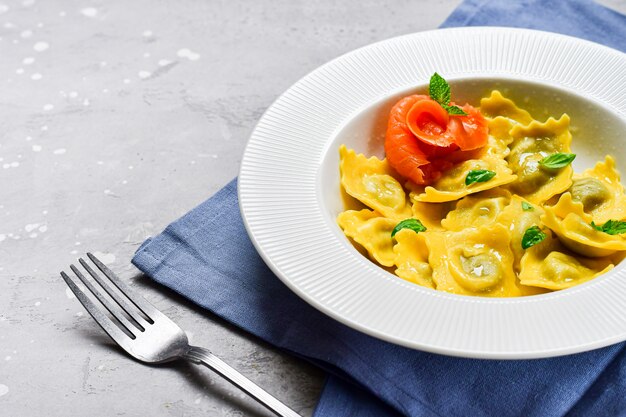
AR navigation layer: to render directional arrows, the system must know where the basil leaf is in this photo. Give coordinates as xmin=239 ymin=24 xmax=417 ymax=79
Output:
xmin=591 ymin=220 xmax=626 ymax=235
xmin=521 ymin=201 xmax=534 ymax=211
xmin=539 ymin=153 xmax=576 ymax=169
xmin=429 ymin=72 xmax=450 ymax=106
xmin=602 ymin=220 xmax=626 ymax=235
xmin=428 ymin=73 xmax=467 ymax=116
xmin=465 ymin=169 xmax=496 ymax=186
xmin=521 ymin=226 xmax=547 ymax=249
xmin=391 ymin=218 xmax=427 ymax=238
xmin=443 ymin=104 xmax=468 ymax=116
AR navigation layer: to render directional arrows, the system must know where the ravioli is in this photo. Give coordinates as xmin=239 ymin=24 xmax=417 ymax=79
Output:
xmin=542 ymin=193 xmax=626 ymax=257
xmin=337 ymin=209 xmax=397 ymax=267
xmin=408 ymin=137 xmax=517 ymax=203
xmin=393 ymin=229 xmax=434 ymax=288
xmin=507 ymin=115 xmax=573 ymax=203
xmin=519 ymin=232 xmax=614 ymax=290
xmin=337 ymin=89 xmax=625 ymax=297
xmin=339 ymin=145 xmax=412 ymax=220
xmin=569 ymin=156 xmax=626 ymax=224
xmin=479 ymin=90 xmax=534 ymax=126
xmin=480 ymin=90 xmax=534 ymax=149
xmin=441 ymin=188 xmax=511 ymax=231
xmin=494 ymin=195 xmax=545 ymax=271
xmin=411 ymin=200 xmax=450 ymax=231
xmin=425 ymin=224 xmax=521 ymax=297
xmin=487 ymin=117 xmax=517 ymax=149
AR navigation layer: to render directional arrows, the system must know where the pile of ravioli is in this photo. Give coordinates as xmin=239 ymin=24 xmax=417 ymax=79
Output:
xmin=337 ymin=91 xmax=626 ymax=297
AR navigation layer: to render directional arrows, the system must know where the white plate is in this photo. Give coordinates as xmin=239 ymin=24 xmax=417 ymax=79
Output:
xmin=238 ymin=27 xmax=626 ymax=359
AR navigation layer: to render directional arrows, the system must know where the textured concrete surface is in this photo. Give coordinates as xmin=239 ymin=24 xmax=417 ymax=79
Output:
xmin=0 ymin=1 xmax=460 ymax=416
xmin=2 ymin=0 xmax=625 ymax=416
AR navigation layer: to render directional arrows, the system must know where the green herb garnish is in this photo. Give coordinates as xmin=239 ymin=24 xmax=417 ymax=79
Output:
xmin=391 ymin=218 xmax=427 ymax=238
xmin=539 ymin=153 xmax=576 ymax=169
xmin=521 ymin=226 xmax=547 ymax=249
xmin=444 ymin=105 xmax=468 ymax=115
xmin=591 ymin=220 xmax=626 ymax=235
xmin=521 ymin=201 xmax=534 ymax=211
xmin=429 ymin=72 xmax=468 ymax=116
xmin=465 ymin=169 xmax=496 ymax=186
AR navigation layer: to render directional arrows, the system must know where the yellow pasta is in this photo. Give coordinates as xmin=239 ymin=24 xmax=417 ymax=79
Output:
xmin=507 ymin=115 xmax=573 ymax=204
xmin=541 ymin=194 xmax=626 ymax=257
xmin=494 ymin=195 xmax=545 ymax=271
xmin=519 ymin=232 xmax=614 ymax=290
xmin=337 ymin=88 xmax=625 ymax=297
xmin=411 ymin=200 xmax=450 ymax=231
xmin=480 ymin=90 xmax=533 ymax=150
xmin=479 ymin=90 xmax=533 ymax=126
xmin=407 ymin=138 xmax=517 ymax=203
xmin=425 ymin=224 xmax=520 ymax=297
xmin=569 ymin=156 xmax=626 ymax=224
xmin=441 ymin=188 xmax=511 ymax=231
xmin=337 ymin=209 xmax=397 ymax=267
xmin=339 ymin=145 xmax=412 ymax=220
xmin=393 ymin=229 xmax=434 ymax=288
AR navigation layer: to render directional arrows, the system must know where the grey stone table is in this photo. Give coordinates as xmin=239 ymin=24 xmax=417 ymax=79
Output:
xmin=2 ymin=1 xmax=625 ymax=416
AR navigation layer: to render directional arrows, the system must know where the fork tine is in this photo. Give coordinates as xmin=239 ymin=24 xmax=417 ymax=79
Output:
xmin=61 ymin=271 xmax=133 ymax=343
xmin=87 ymin=252 xmax=159 ymax=320
xmin=69 ymin=264 xmax=138 ymax=338
xmin=79 ymin=258 xmax=149 ymax=330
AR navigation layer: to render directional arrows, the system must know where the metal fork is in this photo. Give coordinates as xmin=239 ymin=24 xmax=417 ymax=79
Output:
xmin=61 ymin=252 xmax=301 ymax=417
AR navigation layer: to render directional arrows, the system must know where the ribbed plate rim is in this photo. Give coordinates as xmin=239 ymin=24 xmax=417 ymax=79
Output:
xmin=238 ymin=27 xmax=626 ymax=359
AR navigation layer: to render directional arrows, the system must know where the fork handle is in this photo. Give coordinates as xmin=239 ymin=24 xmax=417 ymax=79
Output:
xmin=184 ymin=346 xmax=301 ymax=417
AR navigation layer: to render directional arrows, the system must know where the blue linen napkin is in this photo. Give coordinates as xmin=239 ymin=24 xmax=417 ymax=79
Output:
xmin=132 ymin=1 xmax=626 ymax=416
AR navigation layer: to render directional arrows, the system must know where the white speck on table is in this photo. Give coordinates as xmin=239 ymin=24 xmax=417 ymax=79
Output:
xmin=33 ymin=41 xmax=49 ymax=52
xmin=92 ymin=251 xmax=116 ymax=265
xmin=80 ymin=8 xmax=98 ymax=18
